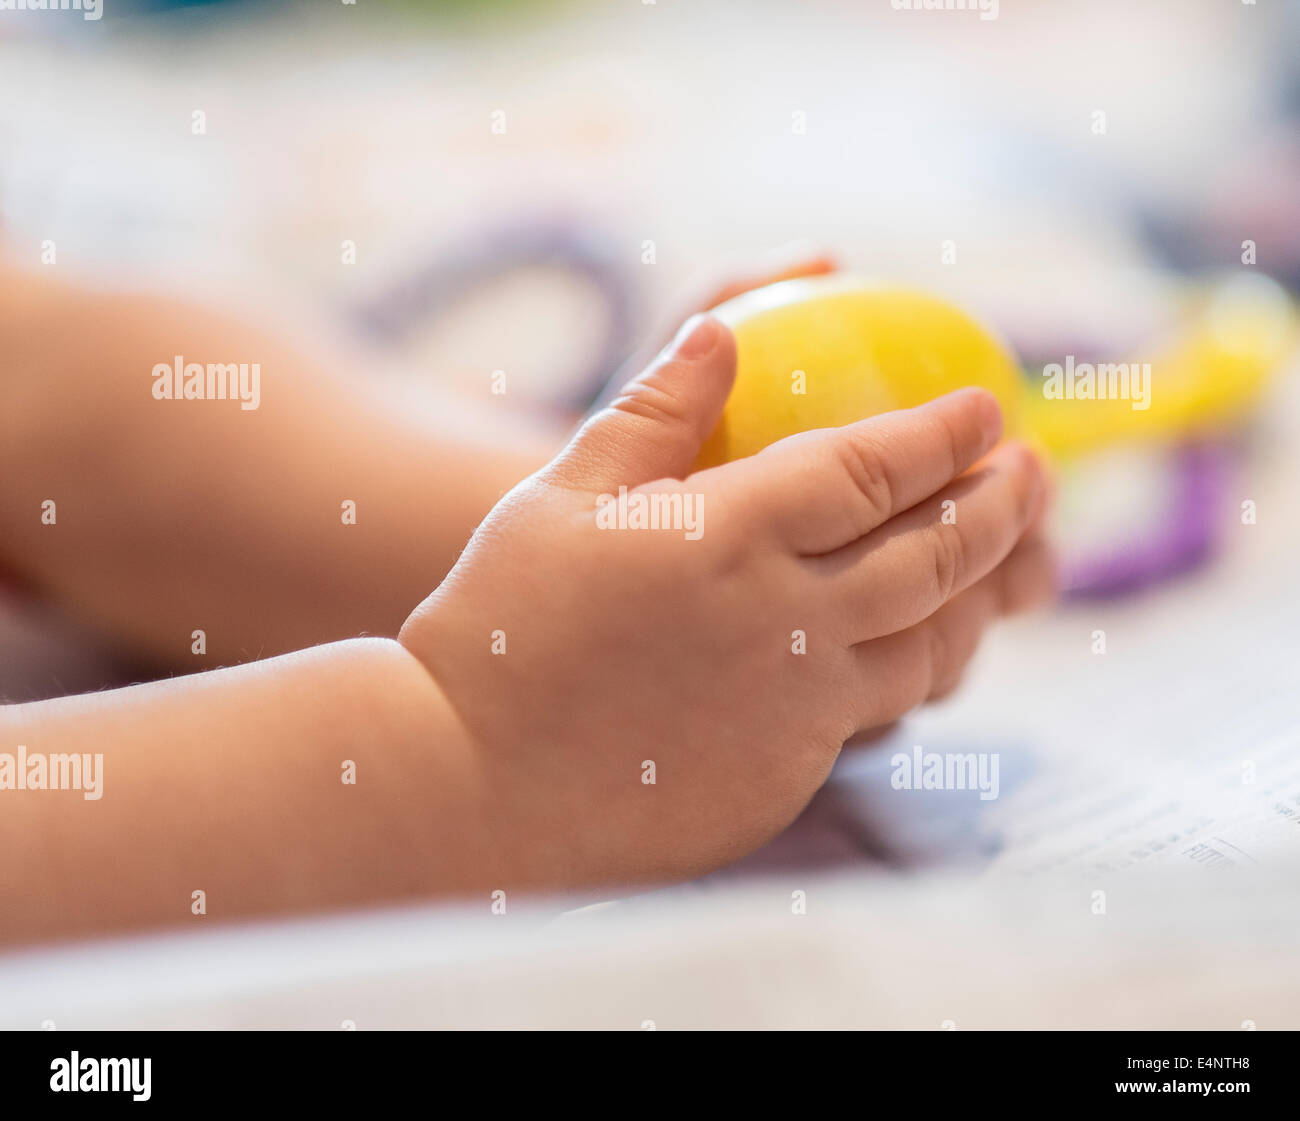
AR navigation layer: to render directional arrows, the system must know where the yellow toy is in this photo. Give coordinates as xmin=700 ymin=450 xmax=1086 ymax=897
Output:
xmin=696 ymin=272 xmax=1294 ymax=468
xmin=696 ymin=278 xmax=1023 ymax=468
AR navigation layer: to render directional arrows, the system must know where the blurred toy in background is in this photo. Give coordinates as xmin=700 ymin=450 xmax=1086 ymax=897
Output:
xmin=608 ymin=270 xmax=1297 ymax=602
xmin=352 ymin=214 xmax=636 ymax=417
xmin=1019 ymin=272 xmax=1295 ymax=598
xmin=700 ymin=271 xmax=1295 ymax=600
xmin=356 ymin=230 xmax=1296 ymax=603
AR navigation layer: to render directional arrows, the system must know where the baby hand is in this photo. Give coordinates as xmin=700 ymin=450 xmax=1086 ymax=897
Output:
xmin=400 ymin=315 xmax=1052 ymax=890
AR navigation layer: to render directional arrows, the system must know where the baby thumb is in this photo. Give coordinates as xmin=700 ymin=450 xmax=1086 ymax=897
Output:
xmin=545 ymin=315 xmax=736 ymax=493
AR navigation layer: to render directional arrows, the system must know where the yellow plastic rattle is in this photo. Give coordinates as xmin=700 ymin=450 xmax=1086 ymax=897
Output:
xmin=695 ymin=273 xmax=1295 ymax=469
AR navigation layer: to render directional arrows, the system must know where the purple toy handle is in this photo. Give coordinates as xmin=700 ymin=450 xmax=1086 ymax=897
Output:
xmin=1061 ymin=441 xmax=1232 ymax=599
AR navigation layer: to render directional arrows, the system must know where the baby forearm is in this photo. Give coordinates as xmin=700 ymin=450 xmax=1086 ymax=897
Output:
xmin=0 ymin=638 xmax=496 ymax=946
xmin=0 ymin=264 xmax=564 ymax=669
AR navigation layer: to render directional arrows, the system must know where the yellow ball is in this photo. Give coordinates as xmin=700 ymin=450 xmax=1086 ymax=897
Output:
xmin=696 ymin=276 xmax=1024 ymax=468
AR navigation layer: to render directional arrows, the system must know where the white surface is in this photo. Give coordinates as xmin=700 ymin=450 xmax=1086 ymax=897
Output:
xmin=1 ymin=867 xmax=1295 ymax=1030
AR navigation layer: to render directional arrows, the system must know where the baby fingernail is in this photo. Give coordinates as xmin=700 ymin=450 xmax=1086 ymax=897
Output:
xmin=670 ymin=314 xmax=719 ymax=358
xmin=972 ymin=389 xmax=1004 ymax=440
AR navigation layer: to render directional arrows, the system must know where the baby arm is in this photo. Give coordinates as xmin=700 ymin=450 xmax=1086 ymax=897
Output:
xmin=0 ymin=261 xmax=564 ymax=671
xmin=0 ymin=252 xmax=835 ymax=676
xmin=0 ymin=638 xmax=492 ymax=945
xmin=0 ymin=316 xmax=1052 ymax=945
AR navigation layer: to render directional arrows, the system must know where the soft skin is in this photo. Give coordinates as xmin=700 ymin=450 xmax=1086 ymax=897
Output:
xmin=0 ymin=312 xmax=1052 ymax=945
xmin=0 ymin=250 xmax=837 ymax=679
xmin=401 ymin=316 xmax=1052 ymax=888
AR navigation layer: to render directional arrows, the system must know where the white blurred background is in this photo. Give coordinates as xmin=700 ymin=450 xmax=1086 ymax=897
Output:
xmin=2 ymin=0 xmax=1297 ymax=406
xmin=3 ymin=0 xmax=1299 ymax=1029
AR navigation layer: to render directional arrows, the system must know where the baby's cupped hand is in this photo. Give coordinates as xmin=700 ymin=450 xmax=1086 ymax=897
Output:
xmin=400 ymin=315 xmax=1053 ymax=890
